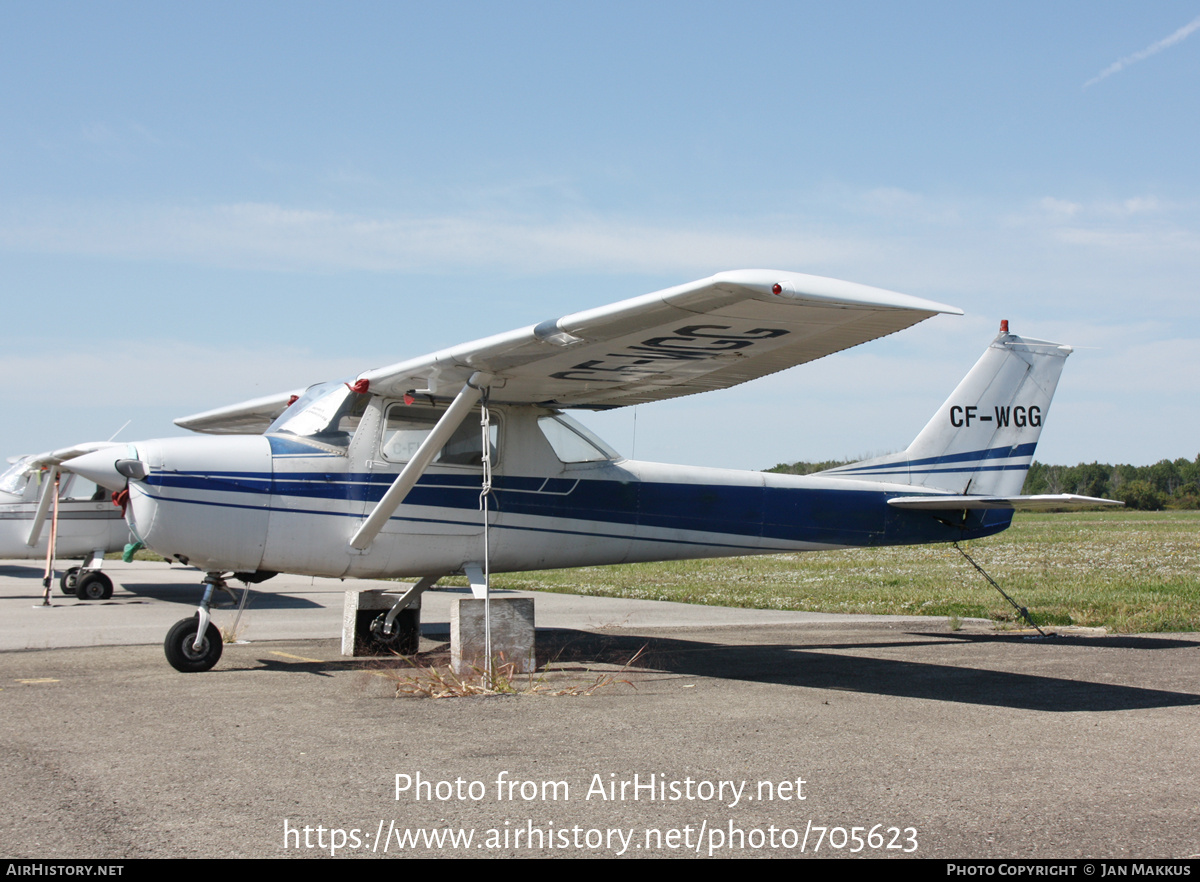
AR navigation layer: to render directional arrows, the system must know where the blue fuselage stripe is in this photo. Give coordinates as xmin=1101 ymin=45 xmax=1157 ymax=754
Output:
xmin=142 ymin=469 xmax=1011 ymax=548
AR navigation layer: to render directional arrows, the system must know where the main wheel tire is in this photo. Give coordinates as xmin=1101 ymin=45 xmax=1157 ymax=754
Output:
xmin=358 ymin=608 xmax=421 ymax=656
xmin=60 ymin=567 xmax=81 ymax=595
xmin=75 ymin=571 xmax=113 ymax=601
xmin=164 ymin=616 xmax=223 ymax=673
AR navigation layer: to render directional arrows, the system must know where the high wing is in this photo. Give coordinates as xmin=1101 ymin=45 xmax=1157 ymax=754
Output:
xmin=175 ymin=270 xmax=960 ymax=433
xmin=18 ymin=442 xmax=124 ymax=471
xmin=173 ymin=390 xmax=305 ymax=436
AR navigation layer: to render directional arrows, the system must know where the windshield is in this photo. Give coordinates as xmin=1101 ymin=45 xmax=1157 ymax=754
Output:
xmin=0 ymin=457 xmax=33 ymax=497
xmin=266 ymin=382 xmax=368 ymax=449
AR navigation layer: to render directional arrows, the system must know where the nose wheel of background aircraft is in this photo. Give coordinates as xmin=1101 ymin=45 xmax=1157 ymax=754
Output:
xmin=74 ymin=571 xmax=113 ymax=601
xmin=164 ymin=616 xmax=223 ymax=672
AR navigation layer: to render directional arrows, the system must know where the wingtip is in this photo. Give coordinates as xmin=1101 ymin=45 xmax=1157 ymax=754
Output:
xmin=712 ymin=269 xmax=963 ymax=315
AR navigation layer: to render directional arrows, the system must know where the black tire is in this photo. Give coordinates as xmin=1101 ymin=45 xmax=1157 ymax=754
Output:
xmin=75 ymin=571 xmax=114 ymax=601
xmin=357 ymin=608 xmax=421 ymax=656
xmin=164 ymin=616 xmax=223 ymax=673
xmin=60 ymin=567 xmax=81 ymax=595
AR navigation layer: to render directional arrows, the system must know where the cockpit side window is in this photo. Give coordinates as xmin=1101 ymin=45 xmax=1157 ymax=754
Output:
xmin=381 ymin=404 xmax=498 ymax=467
xmin=61 ymin=474 xmax=106 ymax=502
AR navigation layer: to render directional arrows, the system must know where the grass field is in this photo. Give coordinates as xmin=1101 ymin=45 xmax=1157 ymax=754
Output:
xmin=490 ymin=511 xmax=1200 ymax=633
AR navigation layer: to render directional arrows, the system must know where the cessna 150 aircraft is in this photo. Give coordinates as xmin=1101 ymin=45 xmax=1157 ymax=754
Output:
xmin=61 ymin=270 xmax=1117 ymax=672
xmin=1 ymin=444 xmax=130 ymax=598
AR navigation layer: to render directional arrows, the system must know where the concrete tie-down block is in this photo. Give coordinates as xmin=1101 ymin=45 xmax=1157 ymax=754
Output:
xmin=451 ymin=597 xmax=535 ymax=676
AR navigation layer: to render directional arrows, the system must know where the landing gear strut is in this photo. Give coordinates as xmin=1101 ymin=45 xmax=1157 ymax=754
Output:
xmin=164 ymin=572 xmax=232 ymax=672
xmin=353 ymin=575 xmax=438 ymax=656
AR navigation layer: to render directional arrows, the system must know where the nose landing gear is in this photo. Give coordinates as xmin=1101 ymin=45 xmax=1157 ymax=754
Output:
xmin=164 ymin=572 xmax=239 ymax=672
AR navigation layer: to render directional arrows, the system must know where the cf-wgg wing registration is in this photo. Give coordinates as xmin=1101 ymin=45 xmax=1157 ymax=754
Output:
xmin=61 ymin=270 xmax=1117 ymax=671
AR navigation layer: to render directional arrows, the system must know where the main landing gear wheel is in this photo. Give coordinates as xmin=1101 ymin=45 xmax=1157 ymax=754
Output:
xmin=74 ymin=571 xmax=113 ymax=601
xmin=60 ymin=566 xmax=81 ymax=595
xmin=360 ymin=609 xmax=421 ymax=656
xmin=164 ymin=616 xmax=223 ymax=673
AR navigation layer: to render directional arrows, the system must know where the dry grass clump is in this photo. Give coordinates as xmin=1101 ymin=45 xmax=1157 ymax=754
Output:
xmin=378 ymin=646 xmax=644 ymax=699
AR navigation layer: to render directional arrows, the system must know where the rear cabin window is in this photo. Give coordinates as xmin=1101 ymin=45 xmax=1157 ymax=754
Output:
xmin=536 ymin=414 xmax=618 ymax=463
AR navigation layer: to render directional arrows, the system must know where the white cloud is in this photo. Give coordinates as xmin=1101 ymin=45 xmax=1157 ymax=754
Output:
xmin=0 ymin=201 xmax=859 ymax=274
xmin=1119 ymin=196 xmax=1164 ymax=215
xmin=0 ymin=341 xmax=363 ymax=410
xmin=1038 ymin=197 xmax=1081 ymax=219
xmin=860 ymin=187 xmax=961 ymax=223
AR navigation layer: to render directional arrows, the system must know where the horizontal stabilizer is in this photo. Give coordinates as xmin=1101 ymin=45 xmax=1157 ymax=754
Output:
xmin=888 ymin=494 xmax=1123 ymax=511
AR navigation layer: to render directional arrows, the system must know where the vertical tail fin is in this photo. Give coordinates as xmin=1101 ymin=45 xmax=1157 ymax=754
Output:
xmin=821 ymin=327 xmax=1073 ymax=495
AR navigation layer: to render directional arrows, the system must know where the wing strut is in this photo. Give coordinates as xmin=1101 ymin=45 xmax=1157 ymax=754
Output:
xmin=26 ymin=466 xmax=59 ymax=548
xmin=348 ymin=372 xmax=492 ymax=551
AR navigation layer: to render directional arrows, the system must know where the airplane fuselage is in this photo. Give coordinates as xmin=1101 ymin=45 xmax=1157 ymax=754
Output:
xmin=120 ymin=403 xmax=1010 ymax=579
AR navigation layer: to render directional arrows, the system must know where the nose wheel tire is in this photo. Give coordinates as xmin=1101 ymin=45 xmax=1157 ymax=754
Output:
xmin=75 ymin=571 xmax=113 ymax=601
xmin=164 ymin=616 xmax=223 ymax=672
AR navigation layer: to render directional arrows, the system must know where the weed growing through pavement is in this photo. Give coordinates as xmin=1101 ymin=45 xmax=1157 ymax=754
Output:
xmin=220 ymin=618 xmax=249 ymax=644
xmin=218 ymin=596 xmax=254 ymax=644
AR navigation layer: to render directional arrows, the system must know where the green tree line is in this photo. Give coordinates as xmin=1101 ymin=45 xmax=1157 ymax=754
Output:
xmin=767 ymin=455 xmax=1200 ymax=510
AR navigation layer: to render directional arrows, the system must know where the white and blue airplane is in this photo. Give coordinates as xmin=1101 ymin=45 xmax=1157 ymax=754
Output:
xmin=61 ymin=270 xmax=1118 ymax=671
xmin=1 ymin=444 xmax=130 ymax=598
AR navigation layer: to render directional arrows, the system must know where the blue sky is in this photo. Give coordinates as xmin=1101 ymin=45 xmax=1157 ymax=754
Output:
xmin=3 ymin=2 xmax=1198 ymax=469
